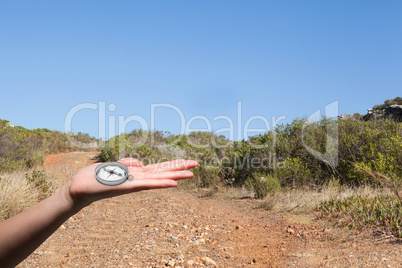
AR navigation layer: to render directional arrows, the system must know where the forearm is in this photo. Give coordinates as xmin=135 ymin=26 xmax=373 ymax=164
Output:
xmin=0 ymin=182 xmax=83 ymax=268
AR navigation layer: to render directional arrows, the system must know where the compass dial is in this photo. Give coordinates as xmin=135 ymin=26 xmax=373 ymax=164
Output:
xmin=95 ymin=162 xmax=132 ymax=186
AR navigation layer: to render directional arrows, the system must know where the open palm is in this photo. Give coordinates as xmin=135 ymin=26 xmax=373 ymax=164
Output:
xmin=67 ymin=158 xmax=199 ymax=207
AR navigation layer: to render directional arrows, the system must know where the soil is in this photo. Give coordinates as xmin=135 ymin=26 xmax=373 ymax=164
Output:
xmin=17 ymin=152 xmax=402 ymax=267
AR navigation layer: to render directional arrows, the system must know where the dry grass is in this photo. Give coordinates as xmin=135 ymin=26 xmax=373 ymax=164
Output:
xmin=0 ymin=171 xmax=39 ymax=221
xmin=43 ymin=164 xmax=76 ymax=183
xmin=257 ymin=183 xmax=395 ymax=214
xmin=0 ymin=169 xmax=65 ymax=221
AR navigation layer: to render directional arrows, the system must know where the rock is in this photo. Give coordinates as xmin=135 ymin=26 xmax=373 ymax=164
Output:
xmin=235 ymin=225 xmax=244 ymax=230
xmin=201 ymin=257 xmax=218 ymax=267
xmin=167 ymin=259 xmax=175 ymax=266
xmin=187 ymin=260 xmax=195 ymax=265
xmin=287 ymin=228 xmax=295 ymax=235
xmin=351 ymin=242 xmax=357 ymax=248
xmin=364 ymin=103 xmax=402 ymax=122
xmin=323 ymin=228 xmax=330 ymax=233
xmin=194 ymin=238 xmax=206 ymax=244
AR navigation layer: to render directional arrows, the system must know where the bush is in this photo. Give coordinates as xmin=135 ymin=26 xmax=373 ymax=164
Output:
xmin=373 ymin=104 xmax=386 ymax=110
xmin=25 ymin=170 xmax=50 ymax=197
xmin=318 ymin=195 xmax=402 ymax=238
xmin=192 ymin=165 xmax=222 ymax=188
xmin=276 ymin=157 xmax=313 ymax=186
xmin=246 ymin=172 xmax=280 ymax=199
xmin=0 ymin=119 xmax=98 ymax=172
xmin=381 ymin=97 xmax=402 ymax=107
xmin=25 ymin=154 xmax=44 ymax=168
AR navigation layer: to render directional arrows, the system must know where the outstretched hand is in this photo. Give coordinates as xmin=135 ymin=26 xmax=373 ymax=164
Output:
xmin=66 ymin=158 xmax=199 ymax=208
xmin=0 ymin=157 xmax=199 ymax=268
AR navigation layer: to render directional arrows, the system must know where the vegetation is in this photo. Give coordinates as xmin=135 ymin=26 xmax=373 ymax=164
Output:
xmin=318 ymin=195 xmax=402 ymax=238
xmin=97 ymin=116 xmax=402 ymax=193
xmin=95 ymin=97 xmax=401 ymax=236
xmin=384 ymin=97 xmax=402 ymax=107
xmin=1 ymin=97 xmax=401 ymax=236
xmin=0 ymin=119 xmax=98 ymax=172
xmin=0 ymin=169 xmax=63 ymax=221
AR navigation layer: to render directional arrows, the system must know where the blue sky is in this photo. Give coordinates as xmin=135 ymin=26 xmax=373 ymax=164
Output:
xmin=1 ymin=1 xmax=401 ymax=140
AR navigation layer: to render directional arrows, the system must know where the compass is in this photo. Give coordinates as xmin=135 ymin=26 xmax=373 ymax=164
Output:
xmin=95 ymin=162 xmax=134 ymax=186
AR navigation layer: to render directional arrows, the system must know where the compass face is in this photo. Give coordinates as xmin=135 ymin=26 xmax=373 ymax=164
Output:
xmin=95 ymin=162 xmax=130 ymax=186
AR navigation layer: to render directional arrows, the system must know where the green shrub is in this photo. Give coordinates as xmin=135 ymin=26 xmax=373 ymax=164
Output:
xmin=25 ymin=170 xmax=50 ymax=197
xmin=0 ymin=119 xmax=98 ymax=172
xmin=0 ymin=157 xmax=24 ymax=173
xmin=318 ymin=195 xmax=402 ymax=238
xmin=192 ymin=165 xmax=222 ymax=188
xmin=25 ymin=154 xmax=44 ymax=168
xmin=373 ymin=104 xmax=386 ymax=110
xmin=246 ymin=172 xmax=280 ymax=199
xmin=385 ymin=98 xmax=400 ymax=106
xmin=276 ymin=157 xmax=312 ymax=186
xmin=98 ymin=146 xmax=119 ymax=162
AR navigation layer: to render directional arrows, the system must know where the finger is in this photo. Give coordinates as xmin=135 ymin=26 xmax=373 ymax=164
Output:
xmin=143 ymin=159 xmax=199 ymax=172
xmin=118 ymin=158 xmax=144 ymax=167
xmin=122 ymin=179 xmax=178 ymax=191
xmin=143 ymin=170 xmax=195 ymax=181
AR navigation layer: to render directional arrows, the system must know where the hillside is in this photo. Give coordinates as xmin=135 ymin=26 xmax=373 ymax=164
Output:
xmin=0 ymin=119 xmax=98 ymax=172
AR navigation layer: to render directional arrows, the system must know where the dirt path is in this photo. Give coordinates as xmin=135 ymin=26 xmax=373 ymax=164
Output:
xmin=17 ymin=153 xmax=402 ymax=267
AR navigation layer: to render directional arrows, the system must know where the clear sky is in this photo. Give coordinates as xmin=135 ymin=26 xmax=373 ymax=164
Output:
xmin=1 ymin=1 xmax=401 ymax=140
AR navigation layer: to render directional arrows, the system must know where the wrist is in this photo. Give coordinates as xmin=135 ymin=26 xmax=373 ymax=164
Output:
xmin=59 ymin=181 xmax=87 ymax=213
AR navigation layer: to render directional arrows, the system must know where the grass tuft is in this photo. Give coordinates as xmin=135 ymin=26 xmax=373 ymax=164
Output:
xmin=318 ymin=195 xmax=402 ymax=238
xmin=0 ymin=170 xmax=64 ymax=221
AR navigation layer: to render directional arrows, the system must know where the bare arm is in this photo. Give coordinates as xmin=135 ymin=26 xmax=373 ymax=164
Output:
xmin=0 ymin=183 xmax=80 ymax=267
xmin=0 ymin=158 xmax=198 ymax=267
